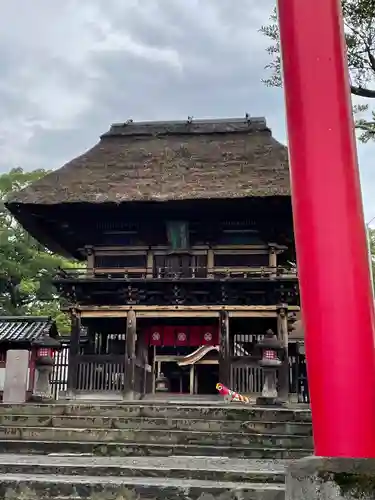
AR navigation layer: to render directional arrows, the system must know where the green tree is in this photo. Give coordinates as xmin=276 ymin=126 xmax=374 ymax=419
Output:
xmin=0 ymin=167 xmax=77 ymax=334
xmin=368 ymin=227 xmax=375 ymax=280
xmin=260 ymin=0 xmax=375 ymax=142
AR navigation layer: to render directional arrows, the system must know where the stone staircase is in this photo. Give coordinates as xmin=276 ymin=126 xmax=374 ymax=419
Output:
xmin=0 ymin=401 xmax=313 ymax=499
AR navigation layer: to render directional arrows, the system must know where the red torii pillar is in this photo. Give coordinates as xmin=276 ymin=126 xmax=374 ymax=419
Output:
xmin=277 ymin=0 xmax=375 ymax=457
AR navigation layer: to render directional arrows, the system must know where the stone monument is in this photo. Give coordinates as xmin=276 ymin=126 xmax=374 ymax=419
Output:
xmin=3 ymin=349 xmax=29 ymax=403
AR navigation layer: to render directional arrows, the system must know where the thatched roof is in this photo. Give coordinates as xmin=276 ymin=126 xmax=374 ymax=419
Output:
xmin=7 ymin=117 xmax=290 ymax=206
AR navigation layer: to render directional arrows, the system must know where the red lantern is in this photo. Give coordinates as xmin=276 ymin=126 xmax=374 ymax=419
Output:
xmin=263 ymin=350 xmax=279 ymax=362
xmin=32 ymin=331 xmax=61 ymax=366
xmin=37 ymin=347 xmax=55 ymax=358
xmin=258 ymin=330 xmax=283 ymax=367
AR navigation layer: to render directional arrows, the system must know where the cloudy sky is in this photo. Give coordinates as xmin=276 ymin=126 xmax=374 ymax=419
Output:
xmin=1 ymin=0 xmax=374 ymax=220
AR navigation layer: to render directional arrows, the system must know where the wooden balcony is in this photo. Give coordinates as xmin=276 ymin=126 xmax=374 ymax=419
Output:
xmin=56 ymin=265 xmax=298 ymax=282
xmin=54 ymin=265 xmax=299 ymax=307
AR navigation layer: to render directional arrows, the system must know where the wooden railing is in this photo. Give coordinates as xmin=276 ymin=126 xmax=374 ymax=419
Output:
xmin=231 ymin=364 xmax=264 ymax=394
xmin=73 ymin=355 xmax=151 ymax=394
xmin=56 ymin=265 xmax=297 ymax=281
xmin=51 ymin=345 xmax=308 ymax=402
xmin=230 ymin=354 xmax=309 ymax=403
xmin=75 ymin=356 xmax=126 ymax=392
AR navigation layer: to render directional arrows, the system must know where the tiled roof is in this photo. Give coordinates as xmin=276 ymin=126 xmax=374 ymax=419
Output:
xmin=0 ymin=316 xmax=58 ymax=343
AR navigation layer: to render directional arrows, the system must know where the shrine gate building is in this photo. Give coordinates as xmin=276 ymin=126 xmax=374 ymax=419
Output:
xmin=6 ymin=117 xmax=300 ymax=400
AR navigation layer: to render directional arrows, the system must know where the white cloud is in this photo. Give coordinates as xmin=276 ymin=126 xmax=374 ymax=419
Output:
xmin=0 ymin=0 xmax=373 ymax=218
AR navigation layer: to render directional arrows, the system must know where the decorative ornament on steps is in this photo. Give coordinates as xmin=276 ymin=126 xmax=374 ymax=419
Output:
xmin=216 ymin=383 xmax=254 ymax=404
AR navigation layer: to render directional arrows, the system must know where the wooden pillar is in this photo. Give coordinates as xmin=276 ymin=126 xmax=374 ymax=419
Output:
xmin=219 ymin=311 xmax=230 ymax=387
xmin=67 ymin=309 xmax=80 ymax=394
xmin=189 ymin=365 xmax=195 ymax=394
xmin=124 ymin=309 xmax=136 ymax=399
xmin=85 ymin=246 xmax=94 ymax=277
xmin=269 ymin=244 xmax=277 ymax=278
xmin=207 ymin=249 xmax=214 ymax=278
xmin=277 ymin=304 xmax=289 ymax=401
xmin=146 ymin=249 xmax=153 ymax=278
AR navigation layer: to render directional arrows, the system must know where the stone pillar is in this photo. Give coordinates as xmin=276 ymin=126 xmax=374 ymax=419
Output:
xmin=286 ymin=457 xmax=375 ymax=500
xmin=3 ymin=350 xmax=29 ymax=403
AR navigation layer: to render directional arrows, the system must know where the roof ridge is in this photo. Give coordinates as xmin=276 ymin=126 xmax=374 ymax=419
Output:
xmin=0 ymin=316 xmax=51 ymax=322
xmin=101 ymin=117 xmax=269 ymax=138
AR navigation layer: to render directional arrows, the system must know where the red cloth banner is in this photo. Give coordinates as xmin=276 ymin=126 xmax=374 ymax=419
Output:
xmin=145 ymin=325 xmax=218 ymax=346
xmin=201 ymin=325 xmax=218 ymax=345
xmin=148 ymin=326 xmax=163 ymax=346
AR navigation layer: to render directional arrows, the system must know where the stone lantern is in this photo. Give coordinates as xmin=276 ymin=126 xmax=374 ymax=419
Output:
xmin=155 ymin=373 xmax=170 ymax=393
xmin=256 ymin=329 xmax=285 ymax=406
xmin=32 ymin=331 xmax=61 ymax=401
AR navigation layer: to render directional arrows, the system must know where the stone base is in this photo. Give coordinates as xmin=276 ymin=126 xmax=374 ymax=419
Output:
xmin=286 ymin=456 xmax=375 ymax=500
xmin=256 ymin=396 xmax=284 ymax=406
xmin=30 ymin=393 xmax=54 ymax=403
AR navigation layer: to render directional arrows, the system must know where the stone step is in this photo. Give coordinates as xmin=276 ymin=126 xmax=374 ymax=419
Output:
xmin=0 ymin=402 xmax=311 ymax=422
xmin=0 ymin=426 xmax=313 ymax=448
xmin=0 ymin=439 xmax=311 ymax=459
xmin=0 ymin=414 xmax=313 ymax=435
xmin=0 ymin=454 xmax=287 ymax=483
xmin=0 ymin=473 xmax=286 ymax=500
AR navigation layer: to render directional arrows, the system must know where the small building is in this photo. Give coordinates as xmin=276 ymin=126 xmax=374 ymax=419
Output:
xmin=0 ymin=316 xmax=59 ymax=399
xmin=6 ymin=117 xmax=300 ymax=400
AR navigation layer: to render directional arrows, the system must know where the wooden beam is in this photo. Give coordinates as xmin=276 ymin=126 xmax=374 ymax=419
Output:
xmin=77 ymin=305 xmax=300 ymax=312
xmin=213 ymin=245 xmax=269 ymax=251
xmin=94 ymin=246 xmax=148 ymax=253
xmin=138 ymin=311 xmax=219 ymax=318
xmin=153 ymin=249 xmax=207 ymax=256
xmin=213 ymin=249 xmax=269 ymax=255
xmin=213 ymin=266 xmax=275 ymax=273
xmin=93 ymin=268 xmax=147 ymax=274
xmin=81 ymin=310 xmax=128 ymax=318
xmin=93 ymin=244 xmax=272 ymax=253
xmin=228 ymin=311 xmax=278 ymax=318
xmin=80 ymin=310 xmax=220 ymax=318
xmin=79 ymin=305 xmax=300 ymax=318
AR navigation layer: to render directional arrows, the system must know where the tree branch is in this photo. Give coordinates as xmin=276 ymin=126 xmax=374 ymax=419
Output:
xmin=351 ymin=85 xmax=375 ymax=98
xmin=368 ymin=49 xmax=375 ymax=72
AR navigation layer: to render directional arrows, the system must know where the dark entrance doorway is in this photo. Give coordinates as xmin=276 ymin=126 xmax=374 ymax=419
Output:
xmin=196 ymin=364 xmax=219 ymax=395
